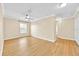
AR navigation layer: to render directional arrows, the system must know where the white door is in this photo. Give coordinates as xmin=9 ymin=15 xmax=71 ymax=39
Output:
xmin=0 ymin=4 xmax=4 ymax=56
xmin=75 ymin=17 xmax=79 ymax=42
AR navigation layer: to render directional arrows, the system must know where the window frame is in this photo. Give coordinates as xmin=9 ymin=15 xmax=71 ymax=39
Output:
xmin=19 ymin=22 xmax=27 ymax=34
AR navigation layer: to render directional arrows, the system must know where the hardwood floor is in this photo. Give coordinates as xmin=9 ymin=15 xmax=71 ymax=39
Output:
xmin=2 ymin=37 xmax=79 ymax=56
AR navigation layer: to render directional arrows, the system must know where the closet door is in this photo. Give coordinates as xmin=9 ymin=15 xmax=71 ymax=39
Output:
xmin=0 ymin=4 xmax=4 ymax=56
xmin=75 ymin=17 xmax=79 ymax=41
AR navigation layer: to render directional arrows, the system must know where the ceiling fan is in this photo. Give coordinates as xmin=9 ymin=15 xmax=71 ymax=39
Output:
xmin=25 ymin=8 xmax=33 ymax=22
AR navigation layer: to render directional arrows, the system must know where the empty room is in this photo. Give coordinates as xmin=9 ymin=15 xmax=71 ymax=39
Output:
xmin=0 ymin=3 xmax=79 ymax=56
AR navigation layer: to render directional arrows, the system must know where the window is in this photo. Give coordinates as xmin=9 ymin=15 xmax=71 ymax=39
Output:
xmin=20 ymin=23 xmax=27 ymax=33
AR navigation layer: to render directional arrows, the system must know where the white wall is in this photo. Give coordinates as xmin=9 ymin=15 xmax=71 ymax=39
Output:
xmin=4 ymin=17 xmax=30 ymax=40
xmin=0 ymin=4 xmax=4 ymax=56
xmin=31 ymin=16 xmax=56 ymax=42
xmin=57 ymin=17 xmax=74 ymax=40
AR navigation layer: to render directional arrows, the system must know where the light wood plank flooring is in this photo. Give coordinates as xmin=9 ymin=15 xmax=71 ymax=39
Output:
xmin=2 ymin=37 xmax=79 ymax=56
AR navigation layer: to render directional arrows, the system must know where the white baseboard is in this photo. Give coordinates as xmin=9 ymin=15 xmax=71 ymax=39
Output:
xmin=32 ymin=35 xmax=56 ymax=43
xmin=57 ymin=36 xmax=74 ymax=40
xmin=4 ymin=36 xmax=28 ymax=40
xmin=75 ymin=40 xmax=79 ymax=46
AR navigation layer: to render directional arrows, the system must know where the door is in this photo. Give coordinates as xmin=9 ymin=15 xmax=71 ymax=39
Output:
xmin=0 ymin=3 xmax=4 ymax=56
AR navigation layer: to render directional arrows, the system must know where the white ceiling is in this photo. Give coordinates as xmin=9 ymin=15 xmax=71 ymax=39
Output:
xmin=3 ymin=3 xmax=79 ymax=20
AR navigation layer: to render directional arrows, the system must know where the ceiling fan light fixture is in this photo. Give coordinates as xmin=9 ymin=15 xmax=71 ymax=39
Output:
xmin=26 ymin=16 xmax=30 ymax=19
xmin=57 ymin=3 xmax=67 ymax=8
